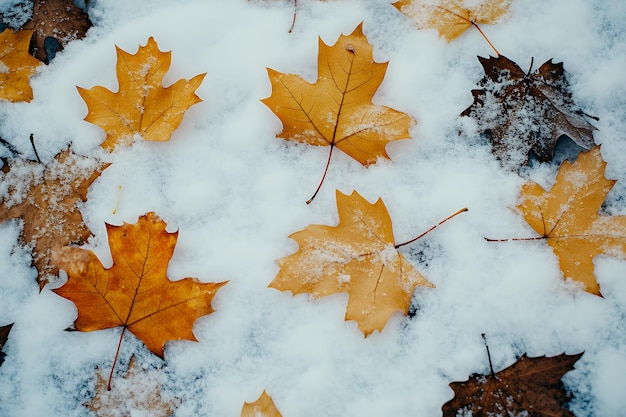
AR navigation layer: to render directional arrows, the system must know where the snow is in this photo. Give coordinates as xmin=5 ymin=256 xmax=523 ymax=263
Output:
xmin=1 ymin=0 xmax=625 ymax=416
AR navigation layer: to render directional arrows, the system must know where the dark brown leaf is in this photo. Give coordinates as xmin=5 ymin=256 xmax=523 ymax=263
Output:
xmin=442 ymin=352 xmax=583 ymax=417
xmin=461 ymin=55 xmax=597 ymax=170
xmin=0 ymin=323 xmax=14 ymax=367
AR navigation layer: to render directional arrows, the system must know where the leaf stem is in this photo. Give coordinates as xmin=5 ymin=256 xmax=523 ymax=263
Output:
xmin=482 ymin=333 xmax=496 ymax=378
xmin=306 ymin=145 xmax=334 ymax=205
xmin=29 ymin=134 xmax=41 ymax=164
xmin=395 ymin=207 xmax=468 ymax=249
xmin=471 ymin=21 xmax=500 ymax=56
xmin=107 ymin=326 xmax=126 ymax=391
xmin=484 ymin=236 xmax=545 ymax=242
xmin=288 ymin=0 xmax=297 ymax=33
xmin=0 ymin=137 xmax=19 ymax=157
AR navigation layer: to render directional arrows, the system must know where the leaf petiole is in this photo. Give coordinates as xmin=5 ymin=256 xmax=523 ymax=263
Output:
xmin=395 ymin=207 xmax=468 ymax=249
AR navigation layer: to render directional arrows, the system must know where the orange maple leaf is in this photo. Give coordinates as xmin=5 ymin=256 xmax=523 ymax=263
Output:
xmin=262 ymin=23 xmax=415 ymax=202
xmin=514 ymin=147 xmax=626 ymax=296
xmin=0 ymin=28 xmax=42 ymax=102
xmin=52 ymin=212 xmax=228 ymax=364
xmin=270 ymin=190 xmax=434 ymax=336
xmin=241 ymin=390 xmax=283 ymax=417
xmin=77 ymin=37 xmax=206 ymax=150
xmin=393 ymin=0 xmax=509 ymax=47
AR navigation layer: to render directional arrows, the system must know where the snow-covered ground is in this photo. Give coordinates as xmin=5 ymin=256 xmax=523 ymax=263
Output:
xmin=1 ymin=0 xmax=625 ymax=416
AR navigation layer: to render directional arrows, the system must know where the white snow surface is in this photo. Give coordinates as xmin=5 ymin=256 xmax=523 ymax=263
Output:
xmin=0 ymin=0 xmax=625 ymax=416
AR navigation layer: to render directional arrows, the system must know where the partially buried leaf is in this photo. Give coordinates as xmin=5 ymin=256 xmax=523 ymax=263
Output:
xmin=270 ymin=190 xmax=433 ymax=336
xmin=0 ymin=148 xmax=110 ymax=290
xmin=20 ymin=0 xmax=92 ymax=63
xmin=0 ymin=28 xmax=42 ymax=102
xmin=0 ymin=323 xmax=14 ymax=367
xmin=78 ymin=37 xmax=206 ymax=151
xmin=52 ymin=212 xmax=228 ymax=358
xmin=461 ymin=55 xmax=597 ymax=170
xmin=442 ymin=352 xmax=583 ymax=417
xmin=393 ymin=0 xmax=510 ymax=42
xmin=516 ymin=147 xmax=626 ymax=296
xmin=241 ymin=390 xmax=283 ymax=417
xmin=86 ymin=356 xmax=179 ymax=417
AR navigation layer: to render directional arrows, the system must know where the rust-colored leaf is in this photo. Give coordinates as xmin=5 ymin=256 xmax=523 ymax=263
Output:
xmin=393 ymin=0 xmax=510 ymax=42
xmin=0 ymin=323 xmax=13 ymax=367
xmin=241 ymin=390 xmax=283 ymax=417
xmin=0 ymin=148 xmax=110 ymax=289
xmin=86 ymin=356 xmax=179 ymax=417
xmin=442 ymin=352 xmax=583 ymax=417
xmin=270 ymin=190 xmax=433 ymax=336
xmin=516 ymin=147 xmax=626 ymax=296
xmin=0 ymin=28 xmax=42 ymax=102
xmin=262 ymin=23 xmax=415 ymax=201
xmin=20 ymin=0 xmax=92 ymax=63
xmin=77 ymin=37 xmax=206 ymax=151
xmin=52 ymin=212 xmax=228 ymax=358
xmin=462 ymin=55 xmax=597 ymax=170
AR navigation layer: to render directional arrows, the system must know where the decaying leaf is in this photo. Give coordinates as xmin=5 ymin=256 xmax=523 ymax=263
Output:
xmin=0 ymin=148 xmax=110 ymax=289
xmin=516 ymin=147 xmax=626 ymax=296
xmin=262 ymin=23 xmax=415 ymax=201
xmin=393 ymin=0 xmax=510 ymax=42
xmin=270 ymin=190 xmax=433 ymax=336
xmin=442 ymin=352 xmax=583 ymax=417
xmin=461 ymin=55 xmax=597 ymax=170
xmin=52 ymin=212 xmax=228 ymax=358
xmin=87 ymin=356 xmax=179 ymax=417
xmin=0 ymin=28 xmax=42 ymax=102
xmin=78 ymin=37 xmax=206 ymax=151
xmin=241 ymin=390 xmax=283 ymax=417
xmin=0 ymin=323 xmax=13 ymax=367
xmin=20 ymin=0 xmax=92 ymax=63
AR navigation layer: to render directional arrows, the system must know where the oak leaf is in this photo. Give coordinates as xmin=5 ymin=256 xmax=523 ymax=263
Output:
xmin=442 ymin=352 xmax=583 ymax=417
xmin=461 ymin=55 xmax=597 ymax=170
xmin=0 ymin=148 xmax=110 ymax=289
xmin=393 ymin=0 xmax=510 ymax=42
xmin=86 ymin=355 xmax=180 ymax=417
xmin=270 ymin=190 xmax=433 ymax=336
xmin=516 ymin=147 xmax=626 ymax=296
xmin=77 ymin=37 xmax=206 ymax=151
xmin=241 ymin=390 xmax=283 ymax=417
xmin=0 ymin=28 xmax=42 ymax=102
xmin=52 ymin=212 xmax=228 ymax=358
xmin=0 ymin=323 xmax=13 ymax=367
xmin=262 ymin=23 xmax=415 ymax=201
xmin=20 ymin=0 xmax=92 ymax=63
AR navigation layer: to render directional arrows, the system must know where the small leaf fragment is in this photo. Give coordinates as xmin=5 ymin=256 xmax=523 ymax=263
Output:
xmin=241 ymin=390 xmax=283 ymax=417
xmin=0 ymin=28 xmax=42 ymax=102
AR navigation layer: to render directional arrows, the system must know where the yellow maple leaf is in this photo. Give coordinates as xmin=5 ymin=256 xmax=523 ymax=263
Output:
xmin=393 ymin=0 xmax=510 ymax=43
xmin=77 ymin=37 xmax=206 ymax=150
xmin=516 ymin=147 xmax=626 ymax=296
xmin=262 ymin=23 xmax=415 ymax=202
xmin=241 ymin=390 xmax=283 ymax=417
xmin=270 ymin=190 xmax=434 ymax=336
xmin=0 ymin=29 xmax=42 ymax=102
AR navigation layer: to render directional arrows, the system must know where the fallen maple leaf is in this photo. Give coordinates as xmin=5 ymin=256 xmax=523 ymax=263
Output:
xmin=77 ymin=37 xmax=206 ymax=151
xmin=393 ymin=0 xmax=509 ymax=46
xmin=270 ymin=190 xmax=453 ymax=336
xmin=241 ymin=390 xmax=283 ymax=417
xmin=461 ymin=55 xmax=597 ymax=170
xmin=0 ymin=323 xmax=13 ymax=367
xmin=442 ymin=351 xmax=583 ymax=416
xmin=262 ymin=23 xmax=415 ymax=203
xmin=0 ymin=28 xmax=42 ymax=102
xmin=86 ymin=355 xmax=180 ymax=417
xmin=52 ymin=212 xmax=228 ymax=386
xmin=0 ymin=148 xmax=110 ymax=289
xmin=512 ymin=147 xmax=626 ymax=296
xmin=20 ymin=0 xmax=92 ymax=63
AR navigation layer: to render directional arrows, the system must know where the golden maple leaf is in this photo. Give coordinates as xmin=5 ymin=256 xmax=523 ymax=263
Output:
xmin=0 ymin=148 xmax=110 ymax=290
xmin=77 ymin=37 xmax=206 ymax=150
xmin=87 ymin=356 xmax=179 ymax=417
xmin=270 ymin=190 xmax=433 ymax=336
xmin=393 ymin=0 xmax=510 ymax=42
xmin=516 ymin=147 xmax=626 ymax=296
xmin=241 ymin=390 xmax=283 ymax=417
xmin=0 ymin=28 xmax=42 ymax=102
xmin=262 ymin=23 xmax=415 ymax=202
xmin=52 ymin=212 xmax=228 ymax=358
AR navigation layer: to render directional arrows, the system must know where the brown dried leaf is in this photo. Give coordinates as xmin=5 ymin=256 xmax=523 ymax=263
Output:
xmin=0 ymin=148 xmax=110 ymax=289
xmin=0 ymin=323 xmax=13 ymax=367
xmin=241 ymin=390 xmax=283 ymax=417
xmin=0 ymin=28 xmax=42 ymax=102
